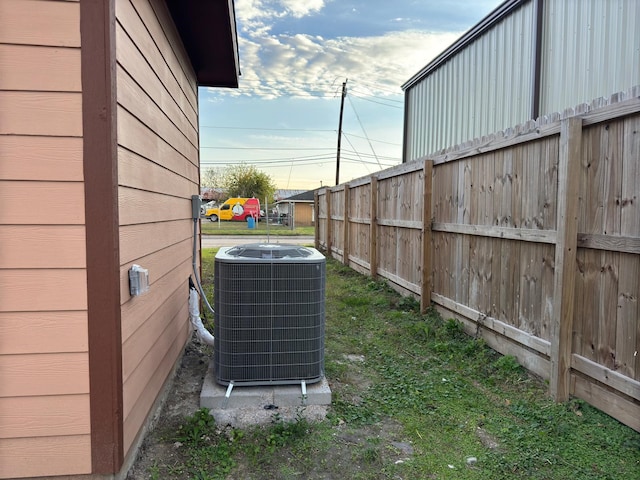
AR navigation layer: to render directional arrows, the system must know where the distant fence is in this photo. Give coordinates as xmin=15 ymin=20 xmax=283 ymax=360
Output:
xmin=315 ymin=87 xmax=640 ymax=433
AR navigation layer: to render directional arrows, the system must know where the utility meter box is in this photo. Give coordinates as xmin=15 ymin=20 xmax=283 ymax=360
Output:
xmin=129 ymin=264 xmax=149 ymax=296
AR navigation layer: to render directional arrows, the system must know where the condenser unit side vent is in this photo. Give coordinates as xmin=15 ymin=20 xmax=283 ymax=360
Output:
xmin=214 ymin=244 xmax=326 ymax=386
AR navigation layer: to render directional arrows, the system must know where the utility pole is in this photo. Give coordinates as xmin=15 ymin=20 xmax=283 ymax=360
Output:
xmin=335 ymin=79 xmax=347 ymax=186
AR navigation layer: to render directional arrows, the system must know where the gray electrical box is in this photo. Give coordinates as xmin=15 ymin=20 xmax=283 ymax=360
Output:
xmin=191 ymin=195 xmax=201 ymax=219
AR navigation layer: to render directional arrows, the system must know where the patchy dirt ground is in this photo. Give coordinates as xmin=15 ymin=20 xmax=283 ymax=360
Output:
xmin=126 ymin=338 xmax=212 ymax=480
xmin=125 ymin=336 xmax=422 ymax=480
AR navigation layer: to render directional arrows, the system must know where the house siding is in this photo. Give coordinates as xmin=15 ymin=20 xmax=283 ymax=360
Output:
xmin=0 ymin=0 xmax=91 ymax=478
xmin=115 ymin=0 xmax=200 ymax=456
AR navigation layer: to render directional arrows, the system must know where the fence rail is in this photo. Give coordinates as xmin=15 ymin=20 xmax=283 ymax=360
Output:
xmin=315 ymin=87 xmax=640 ymax=433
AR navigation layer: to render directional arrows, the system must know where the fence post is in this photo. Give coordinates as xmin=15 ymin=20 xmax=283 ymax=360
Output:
xmin=343 ymin=184 xmax=350 ymax=266
xmin=326 ymin=189 xmax=333 ymax=259
xmin=550 ymin=116 xmax=582 ymax=401
xmin=421 ymin=160 xmax=433 ymax=313
xmin=370 ymin=177 xmax=378 ymax=279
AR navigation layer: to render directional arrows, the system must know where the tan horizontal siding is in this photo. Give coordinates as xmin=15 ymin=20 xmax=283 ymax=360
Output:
xmin=0 ymin=181 xmax=85 ymax=224
xmin=0 ymin=91 xmax=82 ymax=137
xmin=121 ymin=258 xmax=191 ymax=341
xmin=118 ymin=186 xmax=193 ymax=225
xmin=115 ymin=23 xmax=198 ymax=136
xmin=117 ymin=6 xmax=198 ymax=129
xmin=119 ymin=219 xmax=193 ymax=265
xmin=119 ymin=237 xmax=192 ymax=301
xmin=0 ymin=0 xmax=88 ymax=476
xmin=144 ymin=0 xmax=197 ymax=99
xmin=0 ymin=435 xmax=91 ymax=478
xmin=0 ymin=394 xmax=89 ymax=439
xmin=116 ymin=0 xmax=200 ymax=462
xmin=117 ymin=0 xmax=197 ymax=112
xmin=0 ymin=226 xmax=85 ymax=269
xmin=147 ymin=0 xmax=197 ymax=99
xmin=0 ymin=353 xmax=88 ymax=398
xmin=122 ymin=298 xmax=188 ymax=383
xmin=122 ymin=303 xmax=188 ymax=419
xmin=0 ymin=0 xmax=80 ymax=47
xmin=117 ymin=66 xmax=198 ymax=162
xmin=0 ymin=269 xmax=87 ymax=311
xmin=118 ymin=146 xmax=195 ymax=197
xmin=123 ymin=319 xmax=189 ymax=453
xmin=0 ymin=136 xmax=83 ymax=181
xmin=0 ymin=311 xmax=87 ymax=355
xmin=117 ymin=107 xmax=198 ymax=181
xmin=0 ymin=44 xmax=81 ymax=91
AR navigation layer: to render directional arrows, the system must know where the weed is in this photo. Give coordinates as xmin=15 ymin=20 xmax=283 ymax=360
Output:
xmin=265 ymin=410 xmax=310 ymax=452
xmin=397 ymin=295 xmax=420 ymax=312
xmin=492 ymin=354 xmax=526 ymax=384
xmin=324 ymin=358 xmax=348 ymax=380
xmin=360 ymin=446 xmax=381 ymax=464
xmin=176 ymin=408 xmax=216 ymax=446
xmin=148 ymin=462 xmax=161 ymax=480
xmin=443 ymin=317 xmax=466 ymax=339
xmin=342 ymin=295 xmax=371 ymax=307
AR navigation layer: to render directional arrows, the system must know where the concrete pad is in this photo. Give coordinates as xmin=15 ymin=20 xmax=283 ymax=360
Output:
xmin=211 ymin=405 xmax=329 ymax=429
xmin=200 ymin=361 xmax=332 ymax=427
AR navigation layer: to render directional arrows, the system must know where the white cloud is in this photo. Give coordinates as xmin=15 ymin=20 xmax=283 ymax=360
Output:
xmin=235 ymin=0 xmax=326 ymax=35
xmin=280 ymin=0 xmax=325 ymax=18
xmin=221 ymin=0 xmax=464 ymax=99
xmin=219 ymin=29 xmax=461 ymax=99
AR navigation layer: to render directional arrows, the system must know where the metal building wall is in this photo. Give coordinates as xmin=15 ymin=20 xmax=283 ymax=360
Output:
xmin=404 ymin=1 xmax=535 ymax=161
xmin=403 ymin=0 xmax=640 ymax=163
xmin=540 ymin=0 xmax=640 ymax=115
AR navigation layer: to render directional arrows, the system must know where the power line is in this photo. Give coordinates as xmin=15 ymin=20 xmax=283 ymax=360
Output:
xmin=341 ymin=150 xmax=400 ymax=161
xmin=200 ymin=125 xmax=335 ymax=133
xmin=201 ymin=156 xmax=396 ymax=168
xmin=346 ymin=95 xmax=382 ymax=169
xmin=200 ymin=146 xmax=334 ymax=151
xmin=348 ymin=87 xmax=404 ymax=104
xmin=350 ymin=79 xmax=404 ymax=95
xmin=203 ymin=152 xmax=334 ymax=162
xmin=341 ymin=131 xmax=371 ymax=175
xmin=343 ymin=132 xmax=401 ymax=146
xmin=348 ymin=92 xmax=403 ymax=109
xmin=199 ymin=125 xmax=401 ymax=147
xmin=201 ymin=155 xmax=336 ymax=166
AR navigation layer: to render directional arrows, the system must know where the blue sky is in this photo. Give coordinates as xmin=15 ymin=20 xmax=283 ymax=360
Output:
xmin=199 ymin=0 xmax=503 ymax=190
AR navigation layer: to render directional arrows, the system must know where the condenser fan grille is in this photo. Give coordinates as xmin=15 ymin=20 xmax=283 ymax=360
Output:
xmin=214 ymin=244 xmax=326 ymax=386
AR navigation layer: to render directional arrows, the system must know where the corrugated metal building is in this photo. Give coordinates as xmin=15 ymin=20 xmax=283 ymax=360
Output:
xmin=402 ymin=0 xmax=640 ymax=161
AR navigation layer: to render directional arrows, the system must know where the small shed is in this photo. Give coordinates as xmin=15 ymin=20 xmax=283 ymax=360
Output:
xmin=0 ymin=0 xmax=239 ymax=478
xmin=275 ymin=189 xmax=318 ymax=227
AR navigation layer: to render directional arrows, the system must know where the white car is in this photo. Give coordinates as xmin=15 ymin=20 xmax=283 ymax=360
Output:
xmin=200 ymin=201 xmax=215 ymax=216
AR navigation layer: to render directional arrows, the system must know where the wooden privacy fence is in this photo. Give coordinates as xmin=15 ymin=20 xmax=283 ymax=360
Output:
xmin=315 ymin=88 xmax=640 ymax=433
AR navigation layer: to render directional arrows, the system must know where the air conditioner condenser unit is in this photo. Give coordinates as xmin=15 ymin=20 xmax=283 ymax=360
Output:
xmin=213 ymin=243 xmax=326 ymax=386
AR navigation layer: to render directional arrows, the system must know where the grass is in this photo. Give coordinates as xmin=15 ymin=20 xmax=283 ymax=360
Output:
xmin=200 ymin=218 xmax=314 ymax=236
xmin=154 ymin=254 xmax=640 ymax=479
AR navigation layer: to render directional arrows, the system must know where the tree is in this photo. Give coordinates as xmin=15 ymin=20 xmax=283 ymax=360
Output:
xmin=223 ymin=164 xmax=276 ymax=204
xmin=201 ymin=167 xmax=222 ymax=189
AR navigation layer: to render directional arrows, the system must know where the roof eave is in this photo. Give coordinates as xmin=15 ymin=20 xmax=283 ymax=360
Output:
xmin=166 ymin=0 xmax=240 ymax=88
